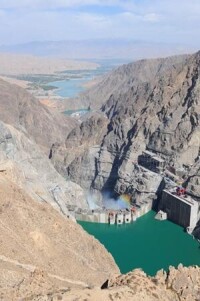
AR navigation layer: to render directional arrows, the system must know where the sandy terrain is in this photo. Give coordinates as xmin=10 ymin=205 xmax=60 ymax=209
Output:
xmin=0 ymin=75 xmax=30 ymax=88
xmin=0 ymin=53 xmax=99 ymax=75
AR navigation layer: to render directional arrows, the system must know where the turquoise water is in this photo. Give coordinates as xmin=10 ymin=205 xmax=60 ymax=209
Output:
xmin=63 ymin=109 xmax=90 ymax=116
xmin=49 ymin=59 xmax=130 ymax=98
xmin=50 ymin=77 xmax=88 ymax=98
xmin=79 ymin=211 xmax=200 ymax=275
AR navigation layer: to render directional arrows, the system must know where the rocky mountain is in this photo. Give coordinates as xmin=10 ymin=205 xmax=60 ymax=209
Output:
xmin=0 ymin=78 xmax=90 ymax=213
xmin=51 ymin=51 xmax=200 ymax=205
xmin=78 ymin=53 xmax=189 ymax=109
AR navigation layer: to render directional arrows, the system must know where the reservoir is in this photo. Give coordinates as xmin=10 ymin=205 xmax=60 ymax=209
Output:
xmin=49 ymin=59 xmax=129 ymax=98
xmin=49 ymin=74 xmax=89 ymax=98
xmin=79 ymin=211 xmax=200 ymax=275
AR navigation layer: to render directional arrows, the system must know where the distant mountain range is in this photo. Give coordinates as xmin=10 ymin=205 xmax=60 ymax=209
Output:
xmin=0 ymin=39 xmax=197 ymax=60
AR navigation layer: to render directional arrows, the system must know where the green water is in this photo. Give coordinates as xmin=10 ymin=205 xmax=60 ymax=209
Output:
xmin=79 ymin=211 xmax=200 ymax=275
xmin=48 ymin=59 xmax=130 ymax=98
xmin=63 ymin=109 xmax=90 ymax=116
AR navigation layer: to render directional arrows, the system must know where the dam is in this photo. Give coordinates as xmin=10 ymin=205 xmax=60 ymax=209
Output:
xmin=159 ymin=189 xmax=200 ymax=232
xmin=68 ymin=148 xmax=200 ymax=232
xmin=67 ymin=198 xmax=153 ymax=225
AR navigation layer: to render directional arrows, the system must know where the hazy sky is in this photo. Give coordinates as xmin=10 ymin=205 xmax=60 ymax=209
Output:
xmin=0 ymin=0 xmax=200 ymax=46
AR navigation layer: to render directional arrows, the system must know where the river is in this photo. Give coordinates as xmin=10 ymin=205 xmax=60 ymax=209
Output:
xmin=49 ymin=59 xmax=129 ymax=98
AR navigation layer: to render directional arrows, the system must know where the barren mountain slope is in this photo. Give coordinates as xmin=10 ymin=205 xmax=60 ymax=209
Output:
xmin=0 ymin=78 xmax=76 ymax=150
xmin=0 ymin=172 xmax=119 ymax=301
xmin=51 ymin=51 xmax=200 ymax=202
xmin=78 ymin=54 xmax=189 ymax=109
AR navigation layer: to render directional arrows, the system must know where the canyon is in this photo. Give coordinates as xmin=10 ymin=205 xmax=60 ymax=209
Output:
xmin=0 ymin=51 xmax=200 ymax=299
xmin=51 ymin=51 xmax=200 ymax=208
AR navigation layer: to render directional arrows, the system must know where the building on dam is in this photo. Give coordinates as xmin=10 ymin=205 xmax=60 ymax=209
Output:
xmin=138 ymin=150 xmax=165 ymax=173
xmin=159 ymin=189 xmax=200 ymax=232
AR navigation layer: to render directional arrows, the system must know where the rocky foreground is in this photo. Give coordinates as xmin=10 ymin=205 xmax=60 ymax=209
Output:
xmin=1 ymin=263 xmax=200 ymax=300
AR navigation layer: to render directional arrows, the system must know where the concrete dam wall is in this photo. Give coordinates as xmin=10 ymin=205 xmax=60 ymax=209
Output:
xmin=159 ymin=190 xmax=200 ymax=229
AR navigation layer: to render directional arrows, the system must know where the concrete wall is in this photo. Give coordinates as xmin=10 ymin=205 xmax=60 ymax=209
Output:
xmin=159 ymin=190 xmax=198 ymax=228
xmin=75 ymin=211 xmax=109 ymax=223
xmin=74 ymin=201 xmax=153 ymax=224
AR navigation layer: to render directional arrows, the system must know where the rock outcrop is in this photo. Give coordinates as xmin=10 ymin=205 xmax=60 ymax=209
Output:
xmin=2 ymin=263 xmax=200 ymax=300
xmin=51 ymin=51 xmax=200 ymax=204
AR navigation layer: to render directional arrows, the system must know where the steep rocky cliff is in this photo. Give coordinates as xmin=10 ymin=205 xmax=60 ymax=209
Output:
xmin=51 ymin=51 xmax=200 ymax=204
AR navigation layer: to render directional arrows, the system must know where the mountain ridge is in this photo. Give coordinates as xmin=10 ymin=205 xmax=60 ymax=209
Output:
xmin=51 ymin=50 xmax=200 ymax=206
xmin=0 ymin=39 xmax=196 ymax=60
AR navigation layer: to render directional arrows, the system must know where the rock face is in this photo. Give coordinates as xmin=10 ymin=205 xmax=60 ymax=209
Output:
xmin=51 ymin=112 xmax=109 ymax=204
xmin=0 ymin=120 xmax=88 ymax=211
xmin=51 ymin=51 xmax=200 ymax=204
xmin=0 ymin=78 xmax=90 ymax=212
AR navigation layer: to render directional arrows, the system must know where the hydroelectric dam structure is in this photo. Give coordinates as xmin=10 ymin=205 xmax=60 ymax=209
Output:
xmin=65 ymin=148 xmax=200 ymax=232
xmin=159 ymin=189 xmax=200 ymax=232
